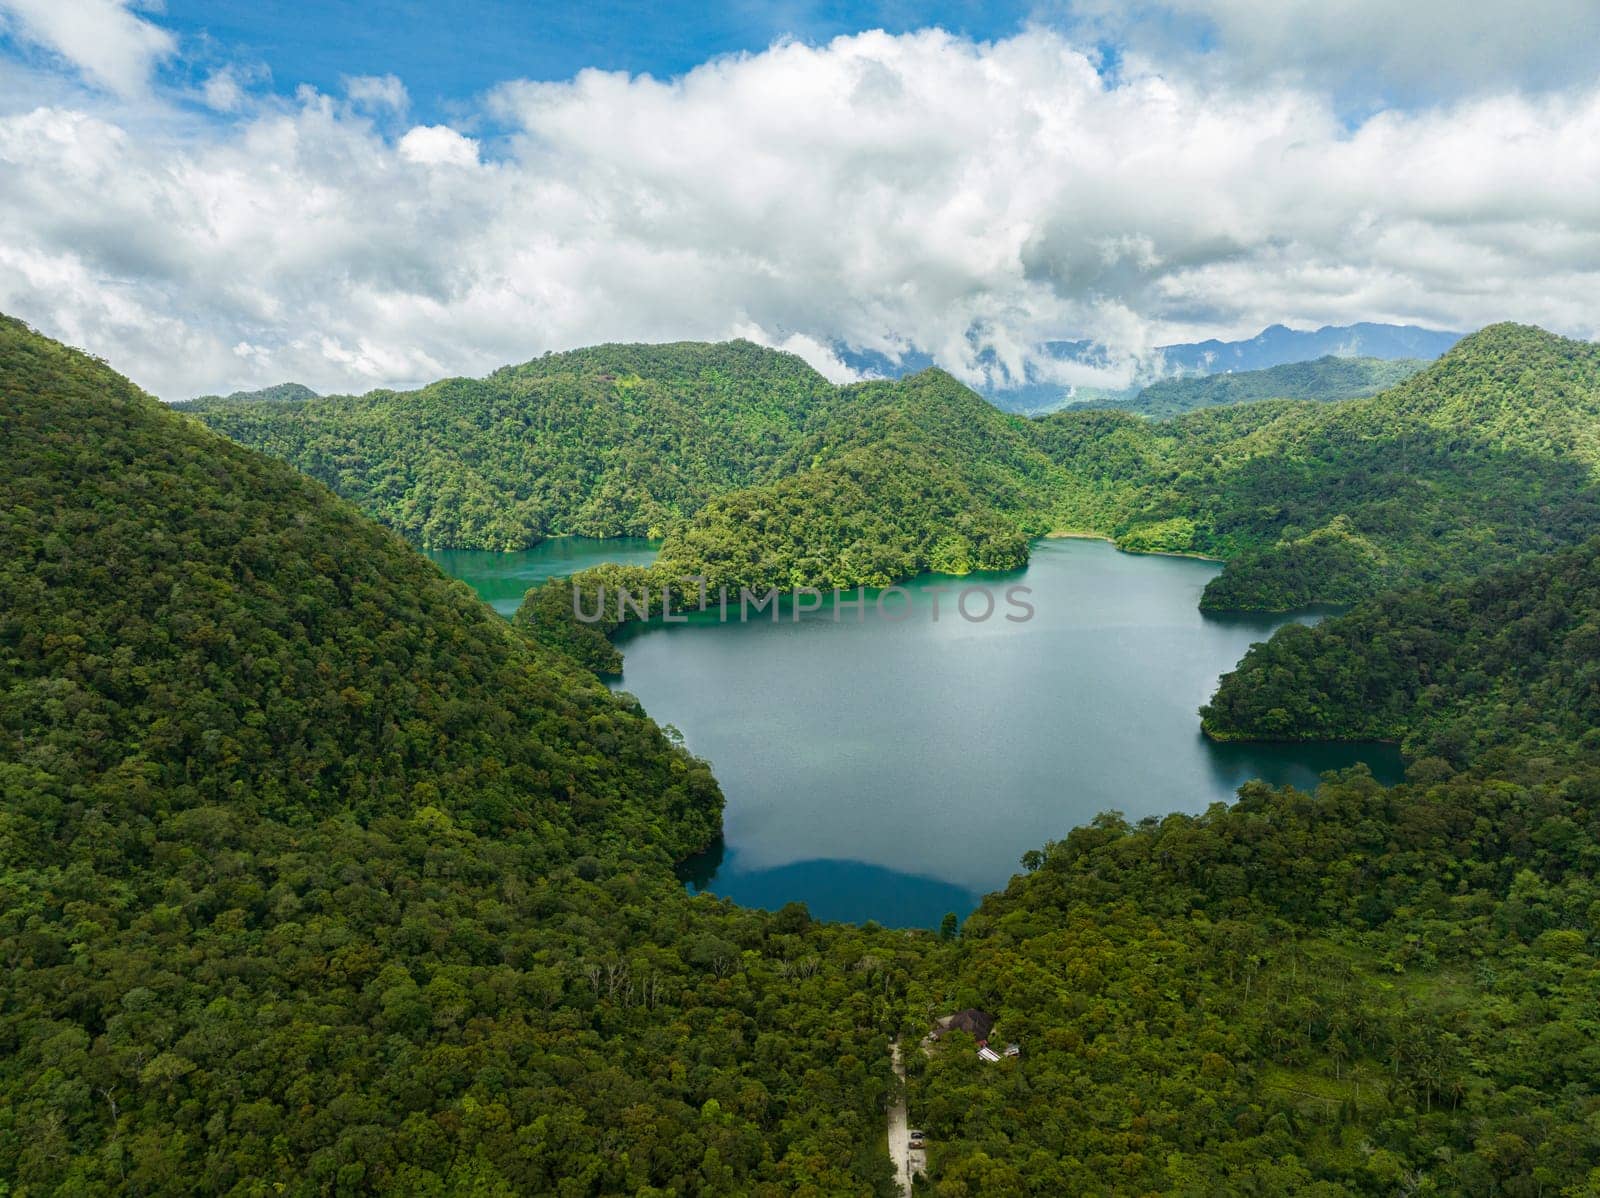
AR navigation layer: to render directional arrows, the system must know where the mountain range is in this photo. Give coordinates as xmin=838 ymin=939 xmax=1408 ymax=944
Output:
xmin=191 ymin=323 xmax=1461 ymax=419
xmin=831 ymin=322 xmax=1463 ymax=413
xmin=181 ymin=323 xmax=1600 ymax=625
xmin=1069 ymin=355 xmax=1430 ymax=418
xmin=1155 ymin=322 xmax=1462 ymax=373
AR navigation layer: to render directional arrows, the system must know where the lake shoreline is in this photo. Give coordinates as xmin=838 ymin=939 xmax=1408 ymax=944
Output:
xmin=1202 ymin=725 xmax=1404 ymax=748
xmin=1044 ymin=529 xmax=1225 ymax=563
xmin=434 ymin=538 xmax=1406 ymax=926
xmin=604 ymin=539 xmax=1405 ymax=925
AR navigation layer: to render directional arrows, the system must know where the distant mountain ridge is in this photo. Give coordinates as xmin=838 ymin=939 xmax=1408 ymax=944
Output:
xmin=1157 ymin=322 xmax=1463 ymax=374
xmin=835 ymin=322 xmax=1463 ymax=413
xmin=190 ymin=325 xmax=1463 ymax=417
xmin=1078 ymin=355 xmax=1430 ymax=418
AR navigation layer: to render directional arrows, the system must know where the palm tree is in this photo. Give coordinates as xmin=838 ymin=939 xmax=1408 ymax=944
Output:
xmin=1347 ymin=1060 xmax=1370 ymax=1112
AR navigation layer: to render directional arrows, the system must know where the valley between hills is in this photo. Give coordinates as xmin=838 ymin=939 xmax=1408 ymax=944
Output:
xmin=6 ymin=312 xmax=1600 ymax=1194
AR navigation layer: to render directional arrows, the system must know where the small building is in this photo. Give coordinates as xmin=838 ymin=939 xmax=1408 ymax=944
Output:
xmin=977 ymin=1045 xmax=1001 ymax=1063
xmin=1003 ymin=1043 xmax=1020 ymax=1058
xmin=929 ymin=1009 xmax=997 ymax=1042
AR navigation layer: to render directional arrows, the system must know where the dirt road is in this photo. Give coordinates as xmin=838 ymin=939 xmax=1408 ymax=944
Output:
xmin=888 ymin=1039 xmax=913 ymax=1196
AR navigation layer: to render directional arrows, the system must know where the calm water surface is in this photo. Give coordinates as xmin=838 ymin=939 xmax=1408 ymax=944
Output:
xmin=426 ymin=537 xmax=660 ymax=616
xmin=617 ymin=539 xmax=1402 ymax=926
xmin=433 ymin=537 xmax=1403 ymax=927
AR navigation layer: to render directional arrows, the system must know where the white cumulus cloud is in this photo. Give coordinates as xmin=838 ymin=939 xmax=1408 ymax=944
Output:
xmin=0 ymin=0 xmax=175 ymax=97
xmin=0 ymin=27 xmax=1598 ymax=400
xmin=398 ymin=124 xmax=479 ymax=167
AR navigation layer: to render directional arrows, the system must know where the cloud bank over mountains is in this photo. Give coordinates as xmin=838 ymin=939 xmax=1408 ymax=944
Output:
xmin=1 ymin=2 xmax=1597 ymax=398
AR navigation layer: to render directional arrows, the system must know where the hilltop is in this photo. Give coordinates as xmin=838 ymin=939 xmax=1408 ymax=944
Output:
xmin=179 ymin=340 xmax=835 ymax=550
xmin=189 ymin=381 xmax=318 ymax=404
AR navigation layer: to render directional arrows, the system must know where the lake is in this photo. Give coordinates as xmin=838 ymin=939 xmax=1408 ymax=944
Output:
xmin=433 ymin=536 xmax=1404 ymax=927
xmin=426 ymin=537 xmax=660 ymax=616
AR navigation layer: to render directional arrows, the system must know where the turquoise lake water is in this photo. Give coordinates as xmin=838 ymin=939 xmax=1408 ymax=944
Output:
xmin=426 ymin=537 xmax=660 ymax=616
xmin=432 ymin=537 xmax=1404 ymax=927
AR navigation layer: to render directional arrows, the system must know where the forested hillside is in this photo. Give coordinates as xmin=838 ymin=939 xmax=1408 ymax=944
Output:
xmin=9 ymin=313 xmax=1600 ymax=1197
xmin=195 ymin=325 xmax=1600 ymax=623
xmin=652 ymin=369 xmax=1061 ymax=591
xmin=911 ymin=528 xmax=1600 ymax=1192
xmin=1038 ymin=323 xmax=1600 ymax=609
xmin=908 ymin=757 xmax=1600 ymax=1194
xmin=1200 ymin=536 xmax=1600 ymax=767
xmin=556 ymin=325 xmax=1600 ymax=654
xmin=0 ymin=316 xmax=921 ymax=1194
xmin=179 ymin=341 xmax=835 ymax=550
xmin=882 ymin=491 xmax=1590 ymax=1193
xmin=1081 ymin=355 xmax=1426 ymax=418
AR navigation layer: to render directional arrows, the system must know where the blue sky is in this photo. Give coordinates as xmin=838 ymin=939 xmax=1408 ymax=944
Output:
xmin=154 ymin=2 xmax=1035 ymax=119
xmin=0 ymin=1 xmax=1596 ymax=398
